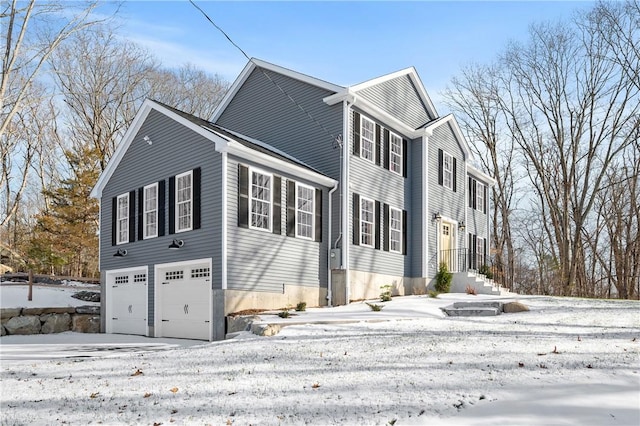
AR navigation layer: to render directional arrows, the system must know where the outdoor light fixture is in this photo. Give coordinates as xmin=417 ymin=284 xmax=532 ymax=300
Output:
xmin=113 ymin=249 xmax=127 ymax=257
xmin=433 ymin=212 xmax=442 ymax=221
xmin=168 ymin=239 xmax=184 ymax=249
xmin=458 ymin=221 xmax=466 ymax=231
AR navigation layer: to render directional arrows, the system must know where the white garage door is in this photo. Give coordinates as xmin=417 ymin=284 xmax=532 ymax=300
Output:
xmin=157 ymin=261 xmax=211 ymax=340
xmin=106 ymin=268 xmax=148 ymax=336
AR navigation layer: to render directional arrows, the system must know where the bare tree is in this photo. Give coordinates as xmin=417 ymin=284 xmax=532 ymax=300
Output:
xmin=0 ymin=0 xmax=103 ymax=227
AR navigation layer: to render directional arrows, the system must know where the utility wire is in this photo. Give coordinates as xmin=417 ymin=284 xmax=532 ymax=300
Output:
xmin=188 ymin=0 xmax=341 ymax=145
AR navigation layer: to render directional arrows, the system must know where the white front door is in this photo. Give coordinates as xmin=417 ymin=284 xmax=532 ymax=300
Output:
xmin=106 ymin=267 xmax=148 ymax=336
xmin=439 ymin=221 xmax=456 ymax=271
xmin=156 ymin=260 xmax=212 ymax=340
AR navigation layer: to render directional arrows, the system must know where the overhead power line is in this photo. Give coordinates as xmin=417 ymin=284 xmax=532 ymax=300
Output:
xmin=188 ymin=0 xmax=340 ymax=145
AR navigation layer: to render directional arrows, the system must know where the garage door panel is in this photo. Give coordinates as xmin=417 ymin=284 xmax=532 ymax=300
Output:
xmin=107 ymin=269 xmax=147 ymax=336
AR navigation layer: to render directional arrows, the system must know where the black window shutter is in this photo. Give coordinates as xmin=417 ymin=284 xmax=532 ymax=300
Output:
xmin=353 ymin=193 xmax=360 ymax=245
xmin=438 ymin=149 xmax=443 ymax=186
xmin=469 ymin=177 xmax=474 ymax=208
xmin=452 ymin=157 xmax=457 ymax=192
xmin=402 ymin=139 xmax=408 ymax=178
xmin=383 ymin=203 xmax=390 ymax=252
xmin=375 ymin=200 xmax=381 ymax=250
xmin=272 ymin=175 xmax=281 ymax=235
xmin=402 ymin=210 xmax=407 ymax=255
xmin=286 ymin=180 xmax=296 ymax=237
xmin=483 ymin=238 xmax=487 ymax=264
xmin=472 ymin=234 xmax=478 ymax=269
xmin=375 ymin=124 xmax=382 ymax=166
xmin=128 ymin=190 xmax=136 ymax=243
xmin=137 ymin=187 xmax=144 ymax=240
xmin=158 ymin=180 xmax=166 ymax=237
xmin=111 ymin=197 xmax=117 ymax=246
xmin=468 ymin=233 xmax=473 ymax=269
xmin=238 ymin=165 xmax=249 ymax=228
xmin=169 ymin=176 xmax=176 ymax=234
xmin=473 ymin=179 xmax=477 ymax=209
xmin=314 ymin=188 xmax=322 ymax=242
xmin=483 ymin=185 xmax=487 ymax=214
xmin=193 ymin=167 xmax=201 ymax=230
xmin=383 ymin=129 xmax=390 ymax=170
xmin=353 ymin=111 xmax=360 ymax=156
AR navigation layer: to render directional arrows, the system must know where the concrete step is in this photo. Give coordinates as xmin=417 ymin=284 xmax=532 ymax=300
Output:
xmin=441 ymin=307 xmax=501 ymax=316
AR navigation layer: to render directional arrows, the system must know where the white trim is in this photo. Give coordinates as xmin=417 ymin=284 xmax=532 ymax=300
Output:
xmin=359 ymin=196 xmax=375 ymax=248
xmin=343 ymin=100 xmax=351 ymax=304
xmin=175 ymin=170 xmax=193 ymax=233
xmin=248 ymin=166 xmax=273 ymax=233
xmin=443 ymin=151 xmax=454 ymax=190
xmin=437 ymin=216 xmax=459 ymax=272
xmin=422 ymin=114 xmax=475 ymax=163
xmin=295 ymin=182 xmax=315 ymax=240
xmin=105 ymin=265 xmax=149 ymax=336
xmin=221 ymin=152 xmax=228 ymax=290
xmin=360 ymin=115 xmax=376 ymax=163
xmin=154 ymin=258 xmax=213 ymax=341
xmin=422 ymin=134 xmax=429 ymax=278
xmin=388 ymin=206 xmax=403 ymax=254
xmin=116 ymin=193 xmax=129 ymax=245
xmin=388 ymin=130 xmax=403 ymax=176
xmin=142 ymin=182 xmax=158 ymax=239
xmin=467 ymin=162 xmax=496 ymax=186
xmin=212 ymin=58 xmax=343 ymax=123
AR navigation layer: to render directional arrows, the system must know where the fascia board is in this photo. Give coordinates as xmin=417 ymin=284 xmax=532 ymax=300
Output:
xmin=467 ymin=163 xmax=497 ymax=186
xmin=226 ymin=141 xmax=337 ymax=188
xmin=423 ymin=114 xmax=476 ymax=162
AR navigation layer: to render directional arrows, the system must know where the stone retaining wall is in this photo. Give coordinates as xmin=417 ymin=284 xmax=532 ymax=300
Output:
xmin=0 ymin=306 xmax=100 ymax=336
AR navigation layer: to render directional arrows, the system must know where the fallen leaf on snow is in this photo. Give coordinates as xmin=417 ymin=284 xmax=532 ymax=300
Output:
xmin=90 ymin=392 xmax=99 ymax=399
xmin=131 ymin=369 xmax=143 ymax=376
xmin=170 ymin=387 xmax=179 ymax=394
xmin=144 ymin=393 xmax=152 ymax=398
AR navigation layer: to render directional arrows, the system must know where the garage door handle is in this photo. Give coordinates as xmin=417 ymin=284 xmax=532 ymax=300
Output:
xmin=184 ymin=304 xmax=189 ymax=314
xmin=162 ymin=320 xmax=169 ymax=322
xmin=112 ymin=317 xmax=118 ymax=320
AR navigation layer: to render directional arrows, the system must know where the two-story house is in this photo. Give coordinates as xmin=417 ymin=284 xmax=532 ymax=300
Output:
xmin=91 ymin=58 xmax=494 ymax=341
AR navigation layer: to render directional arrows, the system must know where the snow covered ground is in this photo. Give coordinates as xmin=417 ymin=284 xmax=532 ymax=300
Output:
xmin=1 ymin=294 xmax=639 ymax=425
xmin=0 ymin=283 xmax=99 ymax=308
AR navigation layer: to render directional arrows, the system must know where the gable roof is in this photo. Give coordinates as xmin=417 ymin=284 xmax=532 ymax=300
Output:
xmin=211 ymin=58 xmax=344 ymax=123
xmin=90 ymin=99 xmax=336 ymax=199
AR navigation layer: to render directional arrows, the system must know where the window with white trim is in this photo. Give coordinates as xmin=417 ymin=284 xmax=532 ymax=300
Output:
xmin=360 ymin=116 xmax=375 ymax=163
xmin=389 ymin=132 xmax=403 ymax=175
xmin=389 ymin=207 xmax=402 ymax=253
xmin=476 ymin=181 xmax=484 ymax=214
xmin=443 ymin=151 xmax=453 ymax=190
xmin=360 ymin=197 xmax=375 ymax=247
xmin=176 ymin=171 xmax=192 ymax=232
xmin=143 ymin=183 xmax=158 ymax=239
xmin=476 ymin=236 xmax=485 ymax=267
xmin=251 ymin=169 xmax=272 ymax=231
xmin=116 ymin=193 xmax=129 ymax=245
xmin=296 ymin=183 xmax=314 ymax=240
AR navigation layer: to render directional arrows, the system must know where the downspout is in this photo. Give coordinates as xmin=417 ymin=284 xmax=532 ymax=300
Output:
xmin=342 ymin=96 xmax=355 ymax=305
xmin=221 ymin=150 xmax=228 ymax=291
xmin=327 ymin=181 xmax=339 ymax=307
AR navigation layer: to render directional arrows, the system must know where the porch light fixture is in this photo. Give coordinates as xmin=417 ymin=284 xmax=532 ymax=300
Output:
xmin=458 ymin=221 xmax=466 ymax=231
xmin=433 ymin=212 xmax=441 ymax=221
xmin=113 ymin=249 xmax=127 ymax=257
xmin=168 ymin=239 xmax=184 ymax=250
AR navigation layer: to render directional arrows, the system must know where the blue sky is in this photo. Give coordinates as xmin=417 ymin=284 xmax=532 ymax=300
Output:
xmin=110 ymin=1 xmax=592 ymax=112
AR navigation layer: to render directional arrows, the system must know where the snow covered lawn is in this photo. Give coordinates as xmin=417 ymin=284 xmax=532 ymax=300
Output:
xmin=0 ymin=283 xmax=99 ymax=308
xmin=1 ymin=295 xmax=639 ymax=425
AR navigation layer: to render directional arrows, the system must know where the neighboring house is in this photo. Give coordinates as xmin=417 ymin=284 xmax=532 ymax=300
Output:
xmin=91 ymin=58 xmax=495 ymax=341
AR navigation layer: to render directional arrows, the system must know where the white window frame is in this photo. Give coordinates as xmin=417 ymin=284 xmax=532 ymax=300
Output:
xmin=116 ymin=193 xmax=129 ymax=245
xmin=175 ymin=171 xmax=193 ymax=233
xmin=250 ymin=167 xmax=272 ymax=232
xmin=143 ymin=182 xmax=158 ymax=239
xmin=295 ymin=182 xmax=314 ymax=240
xmin=360 ymin=116 xmax=375 ymax=163
xmin=443 ymin=151 xmax=453 ymax=190
xmin=476 ymin=181 xmax=484 ymax=213
xmin=360 ymin=196 xmax=375 ymax=247
xmin=389 ymin=207 xmax=402 ymax=253
xmin=476 ymin=236 xmax=485 ymax=267
xmin=389 ymin=132 xmax=403 ymax=175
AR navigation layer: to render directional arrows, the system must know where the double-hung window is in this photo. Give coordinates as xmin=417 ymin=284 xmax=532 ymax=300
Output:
xmin=389 ymin=132 xmax=403 ymax=175
xmin=476 ymin=181 xmax=484 ymax=214
xmin=251 ymin=169 xmax=272 ymax=231
xmin=176 ymin=171 xmax=192 ymax=232
xmin=296 ymin=183 xmax=314 ymax=240
xmin=389 ymin=207 xmax=402 ymax=253
xmin=443 ymin=152 xmax=453 ymax=190
xmin=116 ymin=193 xmax=129 ymax=245
xmin=476 ymin=236 xmax=485 ymax=267
xmin=143 ymin=183 xmax=158 ymax=239
xmin=360 ymin=197 xmax=375 ymax=247
xmin=360 ymin=116 xmax=375 ymax=163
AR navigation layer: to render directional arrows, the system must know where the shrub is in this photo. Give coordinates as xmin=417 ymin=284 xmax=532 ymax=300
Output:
xmin=479 ymin=264 xmax=494 ymax=279
xmin=366 ymin=302 xmax=384 ymax=311
xmin=465 ymin=285 xmax=477 ymax=295
xmin=295 ymin=301 xmax=307 ymax=312
xmin=380 ymin=284 xmax=392 ymax=302
xmin=277 ymin=307 xmax=291 ymax=318
xmin=435 ymin=262 xmax=453 ymax=293
xmin=428 ymin=290 xmax=440 ymax=298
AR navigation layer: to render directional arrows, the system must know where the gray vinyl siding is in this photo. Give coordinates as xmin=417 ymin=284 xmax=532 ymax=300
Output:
xmin=226 ymin=156 xmax=329 ymax=292
xmin=349 ymin=109 xmax=412 ymax=277
xmin=466 ymin=173 xmax=489 ymax=238
xmin=100 ymin=110 xmax=223 ymax=325
xmin=355 ymin=75 xmax=433 ymax=129
xmin=426 ymin=122 xmax=467 ymax=277
xmin=216 ymin=68 xmax=343 ymax=179
xmin=409 ymin=138 xmax=424 ymax=277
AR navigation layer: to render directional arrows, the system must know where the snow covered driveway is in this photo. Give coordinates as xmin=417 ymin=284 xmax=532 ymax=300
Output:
xmin=1 ymin=295 xmax=639 ymax=425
